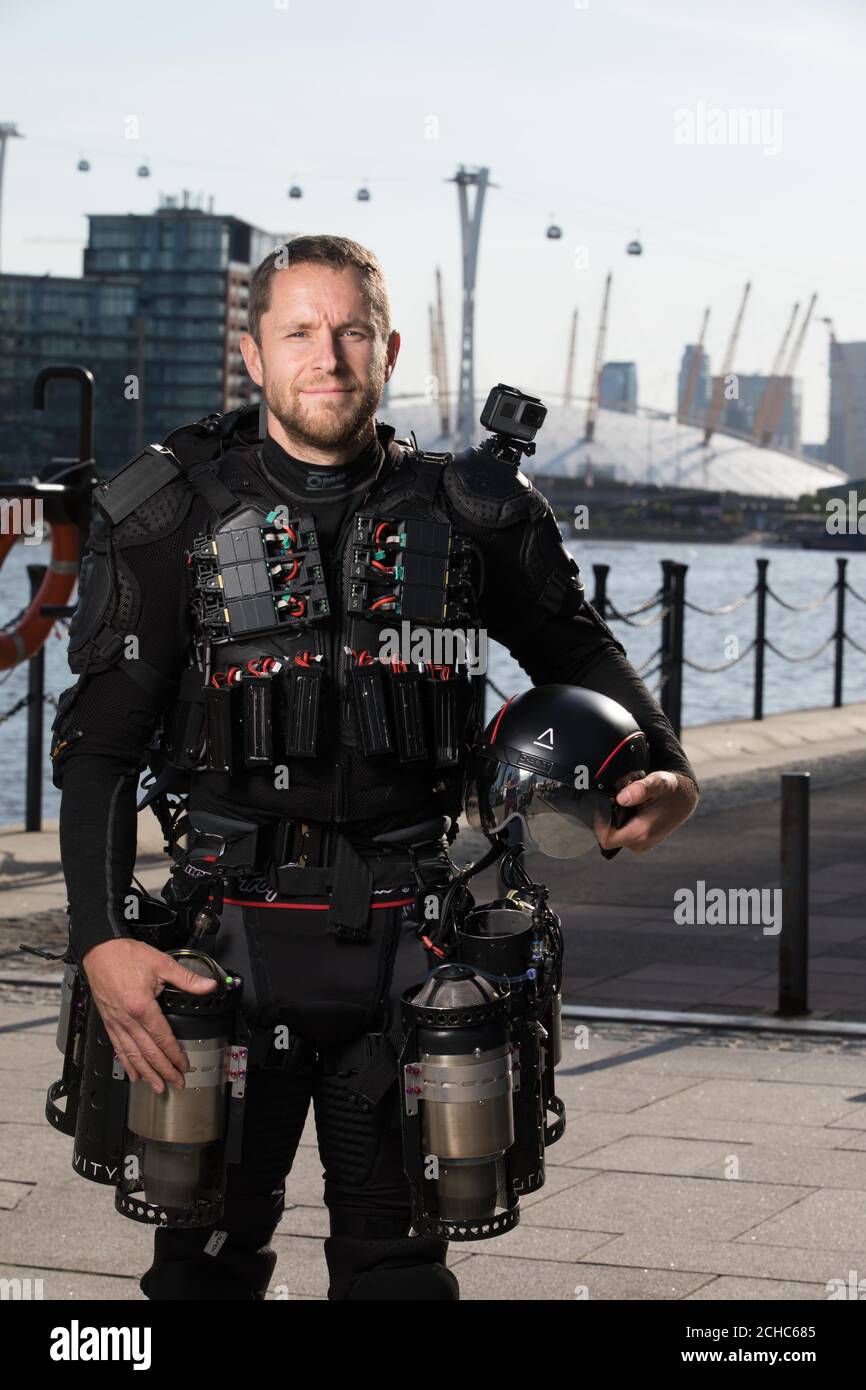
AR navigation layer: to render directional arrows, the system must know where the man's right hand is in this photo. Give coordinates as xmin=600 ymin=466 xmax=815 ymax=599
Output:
xmin=81 ymin=938 xmax=217 ymax=1095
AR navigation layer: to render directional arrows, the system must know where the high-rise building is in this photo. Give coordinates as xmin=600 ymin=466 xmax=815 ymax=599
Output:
xmin=599 ymin=361 xmax=637 ymax=414
xmin=718 ymin=373 xmax=802 ymax=452
xmin=0 ymin=197 xmax=290 ymax=478
xmin=828 ymin=340 xmax=866 ymax=478
xmin=677 ymin=344 xmax=710 ymax=423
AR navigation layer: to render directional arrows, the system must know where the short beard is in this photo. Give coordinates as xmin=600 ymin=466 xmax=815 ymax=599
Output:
xmin=262 ymin=353 xmax=387 ymax=453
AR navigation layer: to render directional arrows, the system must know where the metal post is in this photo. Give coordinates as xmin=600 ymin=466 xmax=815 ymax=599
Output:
xmin=592 ymin=563 xmax=609 ymax=619
xmin=778 ymin=772 xmax=810 ymax=1017
xmin=450 ymin=166 xmax=492 ymax=452
xmin=0 ymin=124 xmax=24 ymax=275
xmin=25 ymin=564 xmax=47 ymax=833
xmin=834 ymin=557 xmax=847 ymax=708
xmin=659 ymin=559 xmax=674 ymax=724
xmin=666 ymin=563 xmax=687 ymax=739
xmin=753 ymin=558 xmax=769 ymax=721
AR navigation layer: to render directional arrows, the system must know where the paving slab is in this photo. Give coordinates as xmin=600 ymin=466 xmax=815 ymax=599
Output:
xmin=737 ymin=1189 xmax=866 ymax=1253
xmin=588 ymin=1232 xmax=866 ymax=1284
xmin=451 ymin=1254 xmax=714 ymax=1301
xmin=520 ymin=1170 xmax=806 ymax=1243
xmin=5 ymin=995 xmax=866 ymax=1299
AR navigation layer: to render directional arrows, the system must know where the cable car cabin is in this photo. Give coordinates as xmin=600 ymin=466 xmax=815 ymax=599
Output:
xmin=626 ymin=240 xmax=643 ymax=255
xmin=288 ymin=185 xmax=303 ymax=199
xmin=356 ymin=187 xmax=370 ymax=201
xmin=546 ymin=224 xmax=563 ymax=240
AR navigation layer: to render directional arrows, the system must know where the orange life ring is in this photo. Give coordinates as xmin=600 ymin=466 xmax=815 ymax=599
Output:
xmin=0 ymin=519 xmax=80 ymax=668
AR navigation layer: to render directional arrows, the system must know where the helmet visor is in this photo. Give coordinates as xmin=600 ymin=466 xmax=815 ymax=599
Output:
xmin=467 ymin=759 xmax=627 ymax=859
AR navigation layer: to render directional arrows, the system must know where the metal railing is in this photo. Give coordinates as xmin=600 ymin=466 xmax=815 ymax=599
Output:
xmin=591 ymin=556 xmax=863 ymax=738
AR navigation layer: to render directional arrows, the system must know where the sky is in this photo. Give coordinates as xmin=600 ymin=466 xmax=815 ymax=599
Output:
xmin=2 ymin=0 xmax=864 ymax=444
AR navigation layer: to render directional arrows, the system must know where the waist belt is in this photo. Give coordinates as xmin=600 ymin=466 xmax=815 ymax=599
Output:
xmin=269 ymin=836 xmax=400 ymax=941
xmin=187 ymin=812 xmax=446 ymax=942
xmin=257 ymin=820 xmax=442 ymax=943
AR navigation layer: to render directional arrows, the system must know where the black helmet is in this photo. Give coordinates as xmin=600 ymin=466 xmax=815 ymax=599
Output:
xmin=466 ymin=684 xmax=649 ymax=858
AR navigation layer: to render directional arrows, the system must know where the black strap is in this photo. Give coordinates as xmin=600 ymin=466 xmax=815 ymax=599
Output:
xmin=338 ymin=1013 xmax=408 ymax=1107
xmin=376 ymin=448 xmax=447 ymax=507
xmin=90 ymin=625 xmax=179 ymax=703
xmin=181 ymin=459 xmax=241 ymax=518
xmin=326 ymin=831 xmax=375 ymax=940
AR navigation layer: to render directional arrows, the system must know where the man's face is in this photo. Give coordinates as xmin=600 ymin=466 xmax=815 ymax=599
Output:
xmin=240 ymin=262 xmax=399 ymax=452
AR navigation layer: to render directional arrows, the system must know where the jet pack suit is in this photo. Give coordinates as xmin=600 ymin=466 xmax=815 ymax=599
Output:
xmin=50 ymin=400 xmax=698 ymax=1300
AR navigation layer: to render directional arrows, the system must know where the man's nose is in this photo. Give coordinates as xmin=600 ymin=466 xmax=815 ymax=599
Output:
xmin=310 ymin=332 xmax=342 ymax=374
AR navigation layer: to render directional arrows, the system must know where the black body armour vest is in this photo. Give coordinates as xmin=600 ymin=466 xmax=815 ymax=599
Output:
xmin=154 ymin=410 xmax=486 ymax=835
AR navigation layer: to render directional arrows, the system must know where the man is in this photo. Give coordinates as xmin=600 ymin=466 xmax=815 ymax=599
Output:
xmin=51 ymin=234 xmax=699 ymax=1301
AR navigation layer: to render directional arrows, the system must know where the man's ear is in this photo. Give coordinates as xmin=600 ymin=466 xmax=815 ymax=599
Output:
xmin=239 ymin=331 xmax=264 ymax=388
xmin=385 ymin=329 xmax=401 ymax=380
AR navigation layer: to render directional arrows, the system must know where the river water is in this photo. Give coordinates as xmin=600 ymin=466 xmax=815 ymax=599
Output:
xmin=1 ymin=536 xmax=864 ymax=826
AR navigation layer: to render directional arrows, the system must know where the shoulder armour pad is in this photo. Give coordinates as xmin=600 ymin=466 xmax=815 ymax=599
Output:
xmin=93 ymin=444 xmax=182 ymax=525
xmin=442 ymin=445 xmax=545 ymax=527
xmin=93 ymin=444 xmax=194 ymax=543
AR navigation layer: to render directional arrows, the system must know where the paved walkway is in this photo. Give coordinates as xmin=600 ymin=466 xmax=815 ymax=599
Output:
xmin=2 ymin=1006 xmax=866 ymax=1300
xmin=2 ymin=700 xmax=866 ymax=1300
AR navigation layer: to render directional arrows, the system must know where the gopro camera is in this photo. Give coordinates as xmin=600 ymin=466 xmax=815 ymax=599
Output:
xmin=480 ymin=384 xmax=547 ymax=464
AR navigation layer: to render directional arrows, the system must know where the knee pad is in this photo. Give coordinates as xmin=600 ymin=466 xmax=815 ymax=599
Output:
xmin=324 ymin=1233 xmax=459 ymax=1301
xmin=140 ymin=1226 xmax=278 ymax=1301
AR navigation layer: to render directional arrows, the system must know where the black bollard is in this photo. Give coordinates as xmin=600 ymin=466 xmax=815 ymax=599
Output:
xmin=778 ymin=772 xmax=810 ymax=1017
xmin=25 ymin=564 xmax=47 ymax=833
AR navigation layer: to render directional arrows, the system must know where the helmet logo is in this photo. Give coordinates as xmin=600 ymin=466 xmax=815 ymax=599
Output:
xmin=533 ymin=727 xmax=554 ymax=748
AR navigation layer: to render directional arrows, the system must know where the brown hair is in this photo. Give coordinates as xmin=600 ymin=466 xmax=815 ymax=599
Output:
xmin=247 ymin=234 xmax=391 ymax=345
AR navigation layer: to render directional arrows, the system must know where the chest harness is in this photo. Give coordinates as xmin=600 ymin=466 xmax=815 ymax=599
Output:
xmin=96 ymin=406 xmax=486 ymax=941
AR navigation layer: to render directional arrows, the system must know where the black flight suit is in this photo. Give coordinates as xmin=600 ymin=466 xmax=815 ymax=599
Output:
xmin=50 ymin=411 xmax=698 ymax=1300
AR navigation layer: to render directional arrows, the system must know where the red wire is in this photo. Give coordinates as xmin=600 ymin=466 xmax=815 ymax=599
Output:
xmin=420 ymin=935 xmax=447 ymax=958
xmin=370 ymin=595 xmax=396 ymax=610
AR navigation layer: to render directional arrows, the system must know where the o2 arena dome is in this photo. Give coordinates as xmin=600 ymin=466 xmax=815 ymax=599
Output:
xmin=381 ymin=395 xmax=844 ymax=500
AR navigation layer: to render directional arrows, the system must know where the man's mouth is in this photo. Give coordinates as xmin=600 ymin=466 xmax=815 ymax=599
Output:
xmin=303 ymin=386 xmax=353 ymax=395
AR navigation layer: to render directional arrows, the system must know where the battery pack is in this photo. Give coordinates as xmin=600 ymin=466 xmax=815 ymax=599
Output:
xmin=350 ymin=663 xmax=393 ymax=756
xmin=241 ymin=675 xmax=273 ymax=767
xmin=279 ymin=663 xmax=323 ymax=757
xmin=387 ymin=666 xmax=427 ymax=762
xmin=204 ymin=685 xmax=235 ymax=773
xmin=427 ymin=672 xmax=461 ymax=766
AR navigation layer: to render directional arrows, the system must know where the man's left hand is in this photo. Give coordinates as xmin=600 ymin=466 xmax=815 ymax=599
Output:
xmin=598 ymin=771 xmax=699 ymax=854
